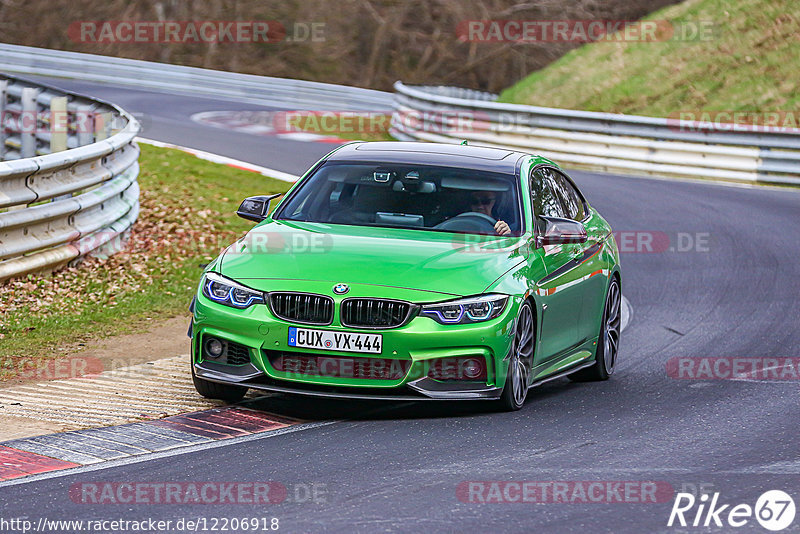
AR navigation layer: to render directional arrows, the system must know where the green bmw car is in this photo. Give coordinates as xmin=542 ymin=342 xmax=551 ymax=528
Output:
xmin=190 ymin=142 xmax=621 ymax=411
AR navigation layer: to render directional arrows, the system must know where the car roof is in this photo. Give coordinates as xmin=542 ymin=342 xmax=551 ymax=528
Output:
xmin=325 ymin=142 xmax=557 ymax=174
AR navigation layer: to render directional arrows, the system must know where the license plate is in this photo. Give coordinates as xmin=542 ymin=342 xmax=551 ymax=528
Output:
xmin=288 ymin=327 xmax=382 ymax=354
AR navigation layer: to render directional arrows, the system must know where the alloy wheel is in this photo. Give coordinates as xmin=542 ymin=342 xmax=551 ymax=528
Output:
xmin=508 ymin=302 xmax=535 ymax=408
xmin=603 ymin=279 xmax=621 ymax=374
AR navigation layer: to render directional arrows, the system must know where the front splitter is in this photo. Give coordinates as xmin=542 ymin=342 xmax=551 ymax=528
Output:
xmin=194 ymin=362 xmax=503 ymax=401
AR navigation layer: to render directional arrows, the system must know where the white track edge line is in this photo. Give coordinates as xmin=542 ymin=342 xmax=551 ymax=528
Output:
xmin=136 ymin=137 xmax=300 ymax=182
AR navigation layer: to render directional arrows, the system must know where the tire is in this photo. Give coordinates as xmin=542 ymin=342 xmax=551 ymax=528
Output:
xmin=498 ymin=301 xmax=535 ymax=411
xmin=191 ymin=363 xmax=248 ymax=402
xmin=569 ymin=277 xmax=621 ymax=382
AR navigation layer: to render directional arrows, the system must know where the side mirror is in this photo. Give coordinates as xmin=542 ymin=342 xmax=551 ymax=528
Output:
xmin=536 ymin=216 xmax=587 ymax=247
xmin=236 ymin=194 xmax=282 ymax=223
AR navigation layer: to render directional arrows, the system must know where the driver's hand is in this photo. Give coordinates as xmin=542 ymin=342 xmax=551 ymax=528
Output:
xmin=495 ymin=220 xmax=511 ymax=235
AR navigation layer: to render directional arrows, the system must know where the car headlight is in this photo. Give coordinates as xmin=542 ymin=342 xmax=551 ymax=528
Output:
xmin=202 ymin=272 xmax=265 ymax=309
xmin=421 ymin=294 xmax=508 ymax=324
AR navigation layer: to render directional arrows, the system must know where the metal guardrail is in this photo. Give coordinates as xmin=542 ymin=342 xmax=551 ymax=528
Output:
xmin=0 ymin=44 xmax=393 ymax=112
xmin=391 ymin=82 xmax=800 ymax=185
xmin=0 ymin=73 xmax=140 ymax=281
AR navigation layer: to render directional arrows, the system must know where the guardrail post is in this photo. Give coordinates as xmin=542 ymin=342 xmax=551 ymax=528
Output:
xmin=20 ymin=87 xmax=39 ymax=158
xmin=50 ymin=96 xmax=68 ymax=153
xmin=49 ymin=96 xmax=72 ymax=201
xmin=74 ymin=103 xmax=95 ymax=147
xmin=95 ymin=112 xmax=113 ymax=141
xmin=0 ymin=80 xmax=7 ymax=160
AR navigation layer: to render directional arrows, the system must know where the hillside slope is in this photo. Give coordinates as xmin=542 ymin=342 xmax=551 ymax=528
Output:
xmin=499 ymin=0 xmax=800 ymax=116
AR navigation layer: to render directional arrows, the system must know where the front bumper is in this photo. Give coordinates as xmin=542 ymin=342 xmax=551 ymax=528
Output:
xmin=194 ymin=361 xmax=502 ymax=401
xmin=191 ymin=282 xmax=519 ymax=401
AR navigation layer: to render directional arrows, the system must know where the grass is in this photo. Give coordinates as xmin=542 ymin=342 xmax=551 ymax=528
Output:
xmin=498 ymin=0 xmax=800 ymax=117
xmin=0 ymin=144 xmax=292 ymax=368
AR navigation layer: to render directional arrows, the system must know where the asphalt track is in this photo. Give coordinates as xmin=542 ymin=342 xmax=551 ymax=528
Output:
xmin=2 ymin=78 xmax=799 ymax=533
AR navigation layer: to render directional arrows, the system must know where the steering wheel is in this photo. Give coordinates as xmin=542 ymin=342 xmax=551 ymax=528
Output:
xmin=433 ymin=212 xmax=497 ymax=233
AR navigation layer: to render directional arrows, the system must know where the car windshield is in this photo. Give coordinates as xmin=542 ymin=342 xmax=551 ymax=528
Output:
xmin=276 ymin=162 xmax=523 ymax=236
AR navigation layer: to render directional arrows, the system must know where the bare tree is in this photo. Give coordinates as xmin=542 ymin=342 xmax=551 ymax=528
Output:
xmin=0 ymin=0 xmax=680 ymax=92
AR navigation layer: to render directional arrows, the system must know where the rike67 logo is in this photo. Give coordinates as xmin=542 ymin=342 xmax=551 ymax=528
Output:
xmin=668 ymin=490 xmax=795 ymax=531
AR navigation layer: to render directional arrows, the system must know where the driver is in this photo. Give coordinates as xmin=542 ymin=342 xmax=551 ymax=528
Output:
xmin=469 ymin=191 xmax=511 ymax=235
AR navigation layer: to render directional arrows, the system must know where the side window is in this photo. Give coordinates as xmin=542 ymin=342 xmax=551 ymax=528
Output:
xmin=530 ymin=168 xmax=565 ymax=218
xmin=550 ymin=170 xmax=586 ymax=221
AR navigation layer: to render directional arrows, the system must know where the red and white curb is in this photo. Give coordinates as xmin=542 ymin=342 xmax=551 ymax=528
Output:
xmin=0 ymin=355 xmax=238 ymax=429
xmin=0 ymin=353 xmax=308 ymax=483
xmin=0 ymin=406 xmax=302 ymax=483
xmin=136 ymin=138 xmax=300 ymax=183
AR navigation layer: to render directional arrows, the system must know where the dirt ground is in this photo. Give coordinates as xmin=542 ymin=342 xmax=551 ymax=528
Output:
xmin=0 ymin=315 xmax=191 ymax=389
xmin=0 ymin=315 xmax=192 ymax=440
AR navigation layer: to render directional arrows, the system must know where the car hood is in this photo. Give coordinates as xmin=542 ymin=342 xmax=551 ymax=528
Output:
xmin=219 ymin=220 xmax=528 ymax=298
